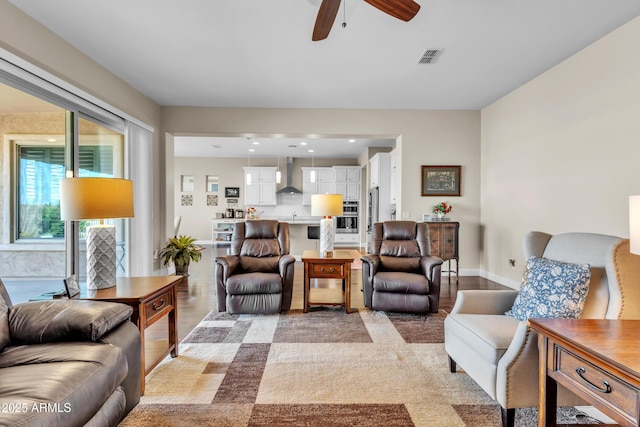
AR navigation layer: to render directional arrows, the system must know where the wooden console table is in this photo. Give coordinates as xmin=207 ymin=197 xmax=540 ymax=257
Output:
xmin=301 ymin=250 xmax=354 ymax=313
xmin=426 ymin=221 xmax=459 ymax=283
xmin=81 ymin=276 xmax=181 ymax=394
xmin=530 ymin=318 xmax=640 ymax=427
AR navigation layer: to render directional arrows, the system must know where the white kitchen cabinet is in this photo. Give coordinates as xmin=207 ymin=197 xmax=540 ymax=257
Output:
xmin=333 ymin=166 xmax=361 ymax=201
xmin=369 ymin=152 xmax=392 ymax=222
xmin=389 ymin=149 xmax=397 ymax=203
xmin=244 ymin=167 xmax=277 ymax=205
xmin=335 ymin=233 xmax=360 ymax=245
xmin=370 ymin=154 xmax=379 ymax=188
xmin=302 ymin=167 xmax=334 ymax=205
xmin=370 ymin=152 xmax=389 ymax=190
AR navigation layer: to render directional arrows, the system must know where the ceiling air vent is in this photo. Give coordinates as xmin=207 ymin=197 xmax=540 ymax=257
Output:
xmin=418 ymin=49 xmax=443 ymax=64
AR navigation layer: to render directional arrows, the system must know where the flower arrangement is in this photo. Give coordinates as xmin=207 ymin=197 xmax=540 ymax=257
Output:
xmin=246 ymin=207 xmax=257 ymax=219
xmin=432 ymin=201 xmax=452 ymax=215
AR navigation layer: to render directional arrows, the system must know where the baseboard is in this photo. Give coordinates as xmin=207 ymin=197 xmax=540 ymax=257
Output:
xmin=479 ymin=269 xmax=520 ymax=289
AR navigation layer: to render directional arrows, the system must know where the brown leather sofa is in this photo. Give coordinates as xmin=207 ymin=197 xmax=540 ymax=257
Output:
xmin=361 ymin=221 xmax=443 ymax=314
xmin=0 ymin=280 xmax=141 ymax=426
xmin=215 ymin=220 xmax=296 ymax=314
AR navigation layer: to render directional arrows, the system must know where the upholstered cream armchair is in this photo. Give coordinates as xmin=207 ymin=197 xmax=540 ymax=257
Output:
xmin=215 ymin=220 xmax=295 ymax=314
xmin=444 ymin=232 xmax=640 ymax=427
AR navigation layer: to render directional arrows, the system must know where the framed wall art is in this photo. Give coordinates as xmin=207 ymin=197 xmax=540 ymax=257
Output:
xmin=206 ymin=175 xmax=219 ymax=192
xmin=421 ymin=165 xmax=461 ymax=197
xmin=225 ymin=187 xmax=240 ymax=198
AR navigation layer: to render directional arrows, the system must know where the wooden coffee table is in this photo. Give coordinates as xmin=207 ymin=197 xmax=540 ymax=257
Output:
xmin=80 ymin=276 xmax=181 ymax=393
xmin=301 ymin=250 xmax=354 ymax=313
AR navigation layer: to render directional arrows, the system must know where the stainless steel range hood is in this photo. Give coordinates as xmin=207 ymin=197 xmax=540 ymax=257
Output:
xmin=276 ymin=157 xmax=302 ymax=194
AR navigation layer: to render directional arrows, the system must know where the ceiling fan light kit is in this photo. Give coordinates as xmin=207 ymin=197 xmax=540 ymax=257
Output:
xmin=312 ymin=0 xmax=420 ymax=41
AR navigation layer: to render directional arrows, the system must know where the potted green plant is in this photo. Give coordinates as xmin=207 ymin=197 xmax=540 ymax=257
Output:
xmin=159 ymin=235 xmax=202 ymax=276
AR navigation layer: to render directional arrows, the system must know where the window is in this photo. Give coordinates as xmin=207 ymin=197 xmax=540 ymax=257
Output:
xmin=17 ymin=143 xmax=117 ymax=240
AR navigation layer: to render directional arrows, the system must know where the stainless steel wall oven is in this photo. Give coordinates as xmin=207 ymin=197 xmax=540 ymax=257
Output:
xmin=337 ymin=201 xmax=358 ymax=234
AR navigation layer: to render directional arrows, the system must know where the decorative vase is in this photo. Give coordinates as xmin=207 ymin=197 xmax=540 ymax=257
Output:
xmin=436 ymin=211 xmax=445 ymax=220
xmin=175 ymin=260 xmax=190 ymax=276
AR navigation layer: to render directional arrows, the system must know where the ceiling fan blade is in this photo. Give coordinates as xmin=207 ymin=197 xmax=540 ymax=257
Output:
xmin=364 ymin=0 xmax=420 ymax=22
xmin=312 ymin=0 xmax=341 ymax=41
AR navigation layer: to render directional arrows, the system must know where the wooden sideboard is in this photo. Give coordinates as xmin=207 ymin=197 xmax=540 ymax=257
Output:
xmin=426 ymin=221 xmax=459 ymax=283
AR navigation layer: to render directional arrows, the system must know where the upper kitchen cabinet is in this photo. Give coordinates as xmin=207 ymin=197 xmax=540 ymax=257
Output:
xmin=244 ymin=167 xmax=277 ymax=205
xmin=334 ymin=166 xmax=361 ymax=201
xmin=370 ymin=152 xmax=389 ymax=189
xmin=389 ymin=149 xmax=397 ymax=204
xmin=302 ymin=167 xmax=333 ymax=205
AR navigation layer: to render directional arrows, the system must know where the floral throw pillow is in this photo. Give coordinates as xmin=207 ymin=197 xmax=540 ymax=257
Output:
xmin=505 ymin=257 xmax=591 ymax=321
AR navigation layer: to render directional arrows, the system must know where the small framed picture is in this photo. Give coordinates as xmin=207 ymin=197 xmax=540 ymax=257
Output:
xmin=64 ymin=275 xmax=80 ymax=298
xmin=225 ymin=187 xmax=240 ymax=198
xmin=421 ymin=165 xmax=461 ymax=197
xmin=422 ymin=214 xmax=431 ymax=221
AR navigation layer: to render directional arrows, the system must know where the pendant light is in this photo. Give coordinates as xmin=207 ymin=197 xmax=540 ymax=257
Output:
xmin=310 ymin=149 xmax=316 ymax=183
xmin=275 ymin=153 xmax=282 ymax=184
xmin=246 ymin=149 xmax=252 ymax=185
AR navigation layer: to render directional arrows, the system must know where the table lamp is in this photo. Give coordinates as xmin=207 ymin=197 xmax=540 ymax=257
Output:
xmin=630 ymin=195 xmax=640 ymax=255
xmin=60 ymin=177 xmax=134 ymax=290
xmin=311 ymin=193 xmax=343 ymax=257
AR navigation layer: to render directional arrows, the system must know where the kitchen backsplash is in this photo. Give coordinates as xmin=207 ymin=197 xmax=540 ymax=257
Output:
xmin=251 ymin=193 xmax=314 ymax=219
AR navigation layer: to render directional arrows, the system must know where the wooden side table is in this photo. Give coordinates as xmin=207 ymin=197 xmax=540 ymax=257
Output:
xmin=301 ymin=250 xmax=354 ymax=313
xmin=426 ymin=221 xmax=459 ymax=283
xmin=530 ymin=318 xmax=640 ymax=427
xmin=80 ymin=275 xmax=181 ymax=394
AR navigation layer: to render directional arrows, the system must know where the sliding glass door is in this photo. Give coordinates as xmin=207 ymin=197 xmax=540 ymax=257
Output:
xmin=0 ymin=81 xmax=126 ymax=281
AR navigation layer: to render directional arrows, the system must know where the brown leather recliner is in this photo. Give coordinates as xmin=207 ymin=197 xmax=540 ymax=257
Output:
xmin=215 ymin=220 xmax=296 ymax=314
xmin=361 ymin=221 xmax=444 ymax=314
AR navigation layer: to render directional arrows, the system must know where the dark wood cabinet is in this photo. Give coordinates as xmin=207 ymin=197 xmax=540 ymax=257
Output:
xmin=426 ymin=221 xmax=459 ymax=283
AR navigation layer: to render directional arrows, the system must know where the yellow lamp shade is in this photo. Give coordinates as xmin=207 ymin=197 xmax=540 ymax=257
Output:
xmin=60 ymin=177 xmax=134 ymax=220
xmin=311 ymin=194 xmax=343 ymax=217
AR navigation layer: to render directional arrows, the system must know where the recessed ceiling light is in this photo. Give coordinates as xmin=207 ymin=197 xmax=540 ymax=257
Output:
xmin=249 ymin=149 xmax=255 ymax=152
xmin=348 ymin=139 xmax=355 ymax=143
xmin=308 ymin=149 xmax=314 ymax=153
xmin=252 ymin=141 xmax=259 ymax=145
xmin=300 ymin=142 xmax=307 ymax=145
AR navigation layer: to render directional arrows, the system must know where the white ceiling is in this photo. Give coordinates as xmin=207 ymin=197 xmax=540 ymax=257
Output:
xmin=173 ymin=135 xmax=395 ymax=159
xmin=6 ymin=0 xmax=640 ymax=158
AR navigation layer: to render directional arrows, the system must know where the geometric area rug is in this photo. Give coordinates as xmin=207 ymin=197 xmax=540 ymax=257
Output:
xmin=120 ymin=308 xmax=608 ymax=427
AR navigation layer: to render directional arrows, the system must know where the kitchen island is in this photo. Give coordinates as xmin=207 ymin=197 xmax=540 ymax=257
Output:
xmin=211 ymin=217 xmax=361 ymax=256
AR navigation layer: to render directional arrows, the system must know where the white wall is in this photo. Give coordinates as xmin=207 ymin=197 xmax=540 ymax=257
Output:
xmin=163 ymin=108 xmax=482 ymax=273
xmin=0 ymin=2 xmax=164 ymax=271
xmin=481 ymin=16 xmax=640 ymax=287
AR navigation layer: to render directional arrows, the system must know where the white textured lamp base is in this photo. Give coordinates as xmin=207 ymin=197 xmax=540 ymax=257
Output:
xmin=86 ymin=225 xmax=117 ymax=290
xmin=319 ymin=217 xmax=335 ymax=257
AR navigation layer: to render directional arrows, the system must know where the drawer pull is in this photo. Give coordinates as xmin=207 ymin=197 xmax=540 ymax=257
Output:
xmin=320 ymin=267 xmax=335 ymax=273
xmin=576 ymin=367 xmax=611 ymax=393
xmin=153 ymin=298 xmax=166 ymax=311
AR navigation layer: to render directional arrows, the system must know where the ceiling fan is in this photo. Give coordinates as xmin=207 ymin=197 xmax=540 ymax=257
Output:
xmin=312 ymin=0 xmax=420 ymax=41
